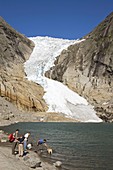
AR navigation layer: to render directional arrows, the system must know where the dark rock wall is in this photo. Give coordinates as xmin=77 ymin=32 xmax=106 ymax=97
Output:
xmin=45 ymin=12 xmax=113 ymax=121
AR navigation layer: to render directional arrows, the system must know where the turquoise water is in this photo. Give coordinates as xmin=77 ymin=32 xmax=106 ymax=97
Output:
xmin=1 ymin=122 xmax=113 ymax=170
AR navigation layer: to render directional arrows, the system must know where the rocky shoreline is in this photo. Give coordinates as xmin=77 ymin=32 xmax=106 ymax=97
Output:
xmin=0 ymin=146 xmax=59 ymax=170
xmin=0 ymin=130 xmax=62 ymax=170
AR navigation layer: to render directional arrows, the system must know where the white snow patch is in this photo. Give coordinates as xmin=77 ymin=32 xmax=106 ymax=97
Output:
xmin=24 ymin=36 xmax=102 ymax=122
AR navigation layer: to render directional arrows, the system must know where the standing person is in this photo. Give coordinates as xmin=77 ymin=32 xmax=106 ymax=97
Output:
xmin=24 ymin=132 xmax=30 ymax=153
xmin=18 ymin=134 xmax=24 ymax=157
xmin=12 ymin=129 xmax=19 ymax=155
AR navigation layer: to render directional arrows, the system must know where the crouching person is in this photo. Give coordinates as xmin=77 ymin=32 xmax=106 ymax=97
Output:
xmin=18 ymin=134 xmax=25 ymax=157
xmin=37 ymin=139 xmax=47 ymax=147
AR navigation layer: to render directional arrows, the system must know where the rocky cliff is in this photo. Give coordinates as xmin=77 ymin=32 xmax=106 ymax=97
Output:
xmin=45 ymin=12 xmax=113 ymax=122
xmin=0 ymin=17 xmax=47 ymax=112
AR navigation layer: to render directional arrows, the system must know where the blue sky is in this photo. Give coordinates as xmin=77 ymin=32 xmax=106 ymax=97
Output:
xmin=0 ymin=0 xmax=113 ymax=39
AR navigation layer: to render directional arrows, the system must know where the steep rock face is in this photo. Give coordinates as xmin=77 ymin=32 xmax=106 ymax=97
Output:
xmin=0 ymin=17 xmax=47 ymax=112
xmin=45 ymin=12 xmax=113 ymax=121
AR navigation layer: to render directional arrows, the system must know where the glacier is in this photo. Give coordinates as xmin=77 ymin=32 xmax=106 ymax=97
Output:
xmin=24 ymin=36 xmax=102 ymax=122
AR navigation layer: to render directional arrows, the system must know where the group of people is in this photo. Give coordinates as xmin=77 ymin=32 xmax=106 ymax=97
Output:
xmin=11 ymin=129 xmax=30 ymax=157
xmin=10 ymin=129 xmax=47 ymax=157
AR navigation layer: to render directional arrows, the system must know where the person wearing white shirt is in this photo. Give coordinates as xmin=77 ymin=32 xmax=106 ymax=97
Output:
xmin=24 ymin=132 xmax=30 ymax=152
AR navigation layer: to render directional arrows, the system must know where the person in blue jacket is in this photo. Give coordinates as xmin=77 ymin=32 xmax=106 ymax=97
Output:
xmin=37 ymin=139 xmax=47 ymax=147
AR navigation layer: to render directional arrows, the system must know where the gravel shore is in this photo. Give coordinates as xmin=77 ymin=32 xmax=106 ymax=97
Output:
xmin=0 ymin=145 xmax=58 ymax=170
xmin=0 ymin=130 xmax=61 ymax=170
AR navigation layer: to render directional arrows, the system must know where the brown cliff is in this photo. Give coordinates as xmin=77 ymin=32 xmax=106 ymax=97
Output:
xmin=0 ymin=17 xmax=47 ymax=112
xmin=45 ymin=12 xmax=113 ymax=122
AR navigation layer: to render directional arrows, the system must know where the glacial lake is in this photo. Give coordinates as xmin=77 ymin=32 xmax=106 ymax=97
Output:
xmin=1 ymin=122 xmax=113 ymax=170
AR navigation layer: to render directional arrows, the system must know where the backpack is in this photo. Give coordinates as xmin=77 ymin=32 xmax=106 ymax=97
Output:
xmin=8 ymin=133 xmax=15 ymax=142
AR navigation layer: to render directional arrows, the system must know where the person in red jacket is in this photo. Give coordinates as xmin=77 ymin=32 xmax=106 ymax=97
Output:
xmin=12 ymin=129 xmax=19 ymax=155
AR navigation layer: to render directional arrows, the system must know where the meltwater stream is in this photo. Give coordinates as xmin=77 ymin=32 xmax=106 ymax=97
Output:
xmin=1 ymin=122 xmax=113 ymax=170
